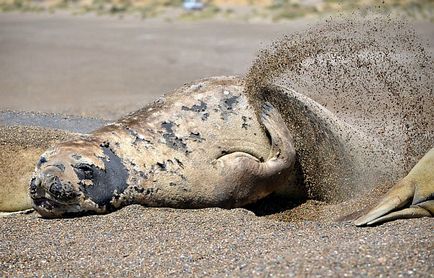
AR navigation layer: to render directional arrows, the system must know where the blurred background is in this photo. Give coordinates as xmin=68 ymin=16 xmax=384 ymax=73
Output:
xmin=0 ymin=0 xmax=433 ymax=119
xmin=1 ymin=0 xmax=433 ymax=21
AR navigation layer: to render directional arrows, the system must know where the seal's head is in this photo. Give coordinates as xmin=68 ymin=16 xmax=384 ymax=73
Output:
xmin=29 ymin=138 xmax=128 ymax=218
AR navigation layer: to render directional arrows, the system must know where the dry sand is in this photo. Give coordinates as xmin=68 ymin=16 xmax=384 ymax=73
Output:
xmin=0 ymin=13 xmax=433 ymax=277
xmin=0 ymin=12 xmax=312 ymax=120
xmin=1 ymin=207 xmax=433 ymax=277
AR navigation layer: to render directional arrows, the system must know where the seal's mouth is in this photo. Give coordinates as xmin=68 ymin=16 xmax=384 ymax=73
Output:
xmin=32 ymin=197 xmax=64 ymax=210
xmin=32 ymin=197 xmax=84 ymax=218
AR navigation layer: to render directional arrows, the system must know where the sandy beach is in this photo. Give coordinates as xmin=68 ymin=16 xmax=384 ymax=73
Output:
xmin=1 ymin=206 xmax=433 ymax=277
xmin=0 ymin=12 xmax=433 ymax=277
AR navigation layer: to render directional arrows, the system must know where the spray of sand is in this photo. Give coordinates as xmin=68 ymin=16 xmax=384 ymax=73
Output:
xmin=245 ymin=13 xmax=433 ymax=203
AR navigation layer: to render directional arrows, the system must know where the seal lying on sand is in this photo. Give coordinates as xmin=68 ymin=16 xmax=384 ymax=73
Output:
xmin=28 ymin=76 xmax=433 ymax=225
xmin=30 ymin=77 xmax=300 ymax=218
xmin=4 ymin=15 xmax=432 ymax=224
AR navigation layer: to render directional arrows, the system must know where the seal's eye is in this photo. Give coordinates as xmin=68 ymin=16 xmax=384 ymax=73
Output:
xmin=74 ymin=164 xmax=94 ymax=180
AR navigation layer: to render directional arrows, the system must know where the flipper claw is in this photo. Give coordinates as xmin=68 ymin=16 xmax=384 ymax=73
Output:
xmin=366 ymin=206 xmax=431 ymax=226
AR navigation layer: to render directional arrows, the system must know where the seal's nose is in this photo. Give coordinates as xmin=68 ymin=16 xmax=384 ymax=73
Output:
xmin=46 ymin=176 xmax=76 ymax=201
xmin=29 ymin=177 xmax=42 ymax=196
xmin=48 ymin=176 xmax=63 ymax=196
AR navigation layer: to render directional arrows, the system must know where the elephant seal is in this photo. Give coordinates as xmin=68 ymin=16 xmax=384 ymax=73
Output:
xmin=30 ymin=76 xmax=301 ymax=218
xmin=28 ymin=76 xmax=433 ymax=225
xmin=14 ymin=16 xmax=434 ymax=224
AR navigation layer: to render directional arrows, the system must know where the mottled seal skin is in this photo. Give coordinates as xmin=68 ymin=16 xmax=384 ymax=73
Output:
xmin=30 ymin=76 xmax=298 ymax=218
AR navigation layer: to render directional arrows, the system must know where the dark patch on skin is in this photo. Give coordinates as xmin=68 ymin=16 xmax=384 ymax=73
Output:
xmin=223 ymin=95 xmax=239 ymax=110
xmin=100 ymin=141 xmax=110 ymax=148
xmin=156 ymin=161 xmax=167 ymax=171
xmin=132 ymin=185 xmax=145 ymax=193
xmin=112 ymin=191 xmax=121 ymax=200
xmin=201 ymin=113 xmax=209 ymax=121
xmin=219 ymin=95 xmax=240 ymax=120
xmin=52 ymin=163 xmax=65 ymax=172
xmin=241 ymin=116 xmax=252 ymax=130
xmin=174 ymin=158 xmax=184 ymax=169
xmin=138 ymin=171 xmax=147 ymax=178
xmin=37 ymin=157 xmax=47 ymax=168
xmin=182 ymin=100 xmax=209 ymax=121
xmin=32 ymin=198 xmax=56 ymax=211
xmin=29 ymin=178 xmax=38 ymax=196
xmin=125 ymin=127 xmax=152 ymax=146
xmin=144 ymin=158 xmax=188 ymax=187
xmin=74 ymin=164 xmax=94 ymax=181
xmin=181 ymin=100 xmax=207 ymax=113
xmin=189 ymin=132 xmax=205 ymax=142
xmin=47 ymin=176 xmax=77 ymax=201
xmin=74 ymin=146 xmax=128 ymax=206
xmin=30 ymin=177 xmax=46 ymax=198
xmin=71 ymin=154 xmax=82 ymax=160
xmin=161 ymin=121 xmax=188 ymax=151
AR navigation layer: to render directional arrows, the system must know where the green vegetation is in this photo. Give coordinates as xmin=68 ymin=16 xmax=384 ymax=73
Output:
xmin=0 ymin=0 xmax=44 ymax=12
xmin=269 ymin=2 xmax=319 ymax=21
xmin=269 ymin=0 xmax=433 ymax=22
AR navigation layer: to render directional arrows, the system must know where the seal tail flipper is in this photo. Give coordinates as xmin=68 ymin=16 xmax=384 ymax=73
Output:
xmin=355 ymin=147 xmax=434 ymax=226
xmin=353 ymin=180 xmax=414 ymax=226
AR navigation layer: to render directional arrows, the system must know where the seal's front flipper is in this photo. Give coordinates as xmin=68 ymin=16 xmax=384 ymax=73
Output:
xmin=355 ymin=148 xmax=434 ymax=226
xmin=212 ymin=102 xmax=296 ymax=207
